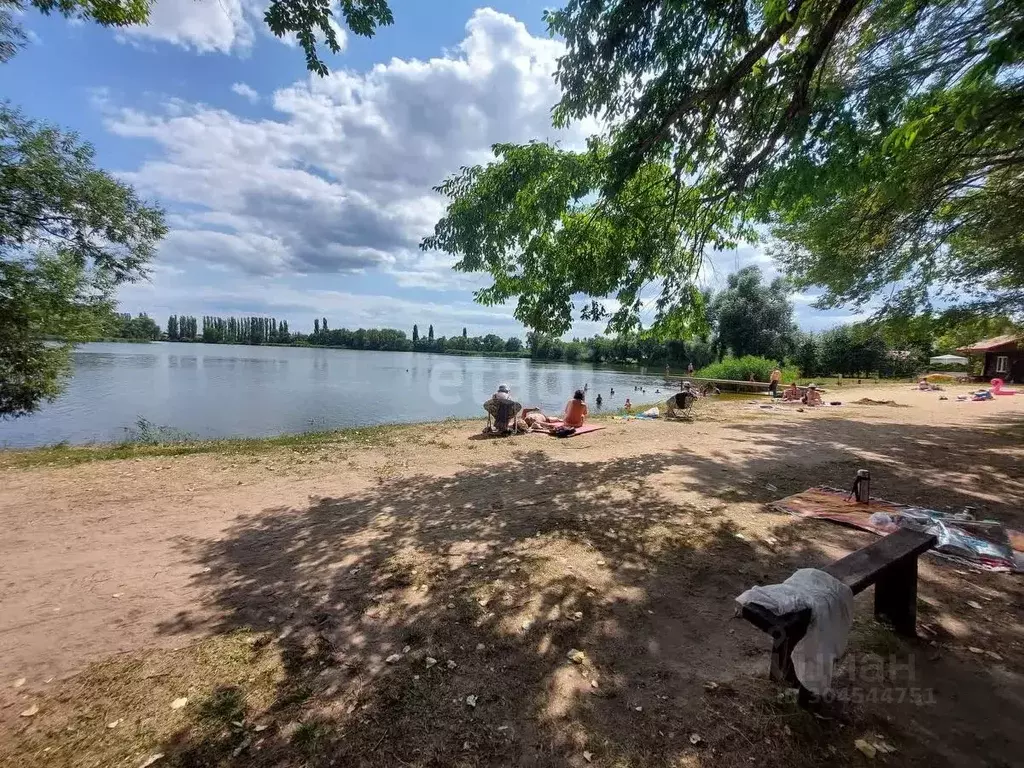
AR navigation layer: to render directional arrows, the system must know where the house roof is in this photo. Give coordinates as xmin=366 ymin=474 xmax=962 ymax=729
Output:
xmin=957 ymin=334 xmax=1024 ymax=354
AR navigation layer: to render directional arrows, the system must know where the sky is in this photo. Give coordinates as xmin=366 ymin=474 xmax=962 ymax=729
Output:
xmin=3 ymin=0 xmax=868 ymax=337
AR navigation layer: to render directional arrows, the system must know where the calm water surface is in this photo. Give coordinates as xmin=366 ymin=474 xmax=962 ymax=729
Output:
xmin=1 ymin=343 xmax=672 ymax=448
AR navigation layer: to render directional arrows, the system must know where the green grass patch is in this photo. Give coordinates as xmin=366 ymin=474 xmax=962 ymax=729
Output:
xmin=0 ymin=423 xmax=403 ymax=470
xmin=696 ymin=356 xmax=799 ymax=383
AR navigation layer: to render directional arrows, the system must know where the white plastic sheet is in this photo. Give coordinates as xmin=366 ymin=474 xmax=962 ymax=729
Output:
xmin=736 ymin=568 xmax=854 ymax=695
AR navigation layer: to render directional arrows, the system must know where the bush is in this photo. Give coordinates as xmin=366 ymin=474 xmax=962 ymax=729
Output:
xmin=695 ymin=356 xmax=800 ymax=383
xmin=925 ymin=373 xmax=956 ymax=384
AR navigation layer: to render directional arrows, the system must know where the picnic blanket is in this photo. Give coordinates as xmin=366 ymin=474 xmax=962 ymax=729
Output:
xmin=770 ymin=487 xmax=1023 ymax=573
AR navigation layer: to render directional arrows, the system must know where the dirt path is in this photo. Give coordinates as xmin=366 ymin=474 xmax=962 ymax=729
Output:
xmin=2 ymin=385 xmax=1023 ymax=767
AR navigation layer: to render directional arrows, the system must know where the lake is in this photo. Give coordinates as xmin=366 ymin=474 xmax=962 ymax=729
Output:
xmin=0 ymin=343 xmax=673 ymax=448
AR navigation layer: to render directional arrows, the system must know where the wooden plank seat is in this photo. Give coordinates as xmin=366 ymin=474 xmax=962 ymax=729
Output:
xmin=740 ymin=528 xmax=937 ymax=694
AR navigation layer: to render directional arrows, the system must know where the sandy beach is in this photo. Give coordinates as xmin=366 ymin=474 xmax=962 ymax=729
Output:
xmin=2 ymin=384 xmax=1022 ymax=767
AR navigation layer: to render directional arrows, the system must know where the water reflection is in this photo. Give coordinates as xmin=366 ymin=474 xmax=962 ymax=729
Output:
xmin=1 ymin=342 xmax=668 ymax=448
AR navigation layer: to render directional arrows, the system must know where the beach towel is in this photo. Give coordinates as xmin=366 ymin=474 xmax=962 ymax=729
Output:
xmin=770 ymin=486 xmax=1022 ymax=573
xmin=530 ymin=421 xmax=606 ymax=437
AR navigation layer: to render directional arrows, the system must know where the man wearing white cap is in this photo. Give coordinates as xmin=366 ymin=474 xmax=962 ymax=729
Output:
xmin=483 ymin=383 xmax=521 ymax=433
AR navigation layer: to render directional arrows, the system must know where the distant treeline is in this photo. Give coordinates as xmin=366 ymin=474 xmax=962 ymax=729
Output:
xmin=166 ymin=315 xmax=292 ymax=345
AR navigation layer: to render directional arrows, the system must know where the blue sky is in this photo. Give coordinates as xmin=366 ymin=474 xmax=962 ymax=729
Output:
xmin=4 ymin=1 xmax=865 ymax=337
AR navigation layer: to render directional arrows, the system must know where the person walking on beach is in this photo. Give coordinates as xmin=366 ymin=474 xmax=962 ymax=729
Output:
xmin=769 ymin=365 xmax=782 ymax=397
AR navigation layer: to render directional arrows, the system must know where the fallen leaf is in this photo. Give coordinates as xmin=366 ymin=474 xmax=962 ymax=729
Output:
xmin=402 ymin=645 xmax=411 ymax=654
xmin=476 ymin=643 xmax=486 ymax=651
xmin=13 ymin=678 xmax=25 ymax=689
xmin=139 ymin=753 xmax=165 ymax=767
xmin=170 ymin=697 xmax=188 ymax=710
xmin=854 ymin=739 xmax=877 ymax=759
xmin=590 ymin=679 xmax=599 ymax=688
xmin=465 ymin=695 xmax=478 ymax=708
xmin=874 ymin=740 xmax=897 ymax=754
xmin=385 ymin=654 xmax=402 ymax=664
xmin=634 ymin=706 xmax=643 ymax=712
xmin=967 ymin=600 xmax=983 ymax=610
xmin=986 ymin=650 xmax=1003 ymax=661
xmin=425 ymin=657 xmax=438 ymax=668
xmin=571 ymin=611 xmax=584 ymax=621
xmin=254 ymin=724 xmax=269 ymax=732
xmin=968 ymin=646 xmax=984 ymax=654
xmin=20 ymin=704 xmax=39 ymax=717
xmin=107 ymin=719 xmax=122 ymax=729
xmin=703 ymin=681 xmax=719 ymax=691
xmin=583 ymin=751 xmax=593 ymax=762
xmin=447 ymin=660 xmax=457 ymax=669
xmin=689 ymin=733 xmax=703 ymax=746
xmin=567 ymin=649 xmax=586 ymax=664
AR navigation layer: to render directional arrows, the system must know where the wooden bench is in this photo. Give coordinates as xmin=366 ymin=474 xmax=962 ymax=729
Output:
xmin=740 ymin=528 xmax=936 ymax=693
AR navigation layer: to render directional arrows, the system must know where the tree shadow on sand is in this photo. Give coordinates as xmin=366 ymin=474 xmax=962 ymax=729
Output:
xmin=151 ymin=413 xmax=1024 ymax=767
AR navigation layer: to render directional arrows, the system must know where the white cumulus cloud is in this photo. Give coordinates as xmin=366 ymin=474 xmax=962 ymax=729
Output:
xmin=231 ymin=82 xmax=260 ymax=103
xmin=104 ymin=8 xmax=589 ymax=286
xmin=118 ymin=0 xmax=253 ymax=54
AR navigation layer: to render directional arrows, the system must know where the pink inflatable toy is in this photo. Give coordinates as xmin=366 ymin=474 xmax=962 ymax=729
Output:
xmin=991 ymin=378 xmax=1017 ymax=395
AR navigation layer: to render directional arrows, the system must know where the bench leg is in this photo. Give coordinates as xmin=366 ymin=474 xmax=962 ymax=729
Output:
xmin=874 ymin=557 xmax=919 ymax=636
xmin=769 ymin=626 xmax=800 ymax=685
xmin=768 ymin=613 xmax=810 ymax=687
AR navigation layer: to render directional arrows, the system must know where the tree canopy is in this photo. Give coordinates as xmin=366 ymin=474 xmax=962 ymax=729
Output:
xmin=711 ymin=266 xmax=795 ymax=361
xmin=426 ymin=0 xmax=1024 ymax=334
xmin=0 ymin=105 xmax=166 ymax=417
xmin=3 ymin=0 xmax=394 ymax=74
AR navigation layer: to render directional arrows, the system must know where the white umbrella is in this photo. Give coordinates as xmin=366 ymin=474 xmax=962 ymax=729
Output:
xmin=930 ymin=354 xmax=968 ymax=365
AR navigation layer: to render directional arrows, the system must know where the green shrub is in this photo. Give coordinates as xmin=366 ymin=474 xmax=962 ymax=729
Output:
xmin=695 ymin=356 xmax=800 ymax=383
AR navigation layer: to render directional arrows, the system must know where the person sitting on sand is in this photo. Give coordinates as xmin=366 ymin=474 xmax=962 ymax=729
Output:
xmin=483 ymin=384 xmax=523 ymax=433
xmin=563 ymin=389 xmax=589 ymax=428
xmin=782 ymin=382 xmax=802 ymax=401
xmin=666 ymin=383 xmax=695 ymax=417
xmin=918 ymin=378 xmax=930 ymax=391
xmin=802 ymin=383 xmax=822 ymax=406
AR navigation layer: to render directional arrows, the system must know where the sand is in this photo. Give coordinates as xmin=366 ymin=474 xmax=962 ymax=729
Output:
xmin=1 ymin=384 xmax=1022 ymax=767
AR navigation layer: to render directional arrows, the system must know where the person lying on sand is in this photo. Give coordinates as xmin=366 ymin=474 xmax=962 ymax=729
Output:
xmin=802 ymin=383 xmax=823 ymax=406
xmin=522 ymin=407 xmax=555 ymax=430
xmin=782 ymin=382 xmax=803 ymax=401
